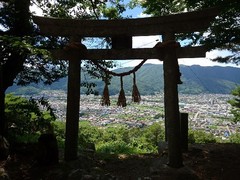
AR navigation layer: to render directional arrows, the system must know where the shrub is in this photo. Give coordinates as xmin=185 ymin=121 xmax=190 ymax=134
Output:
xmin=97 ymin=140 xmax=135 ymax=154
xmin=78 ymin=121 xmax=102 ymax=150
xmin=97 ymin=123 xmax=164 ymax=154
xmin=143 ymin=123 xmax=165 ymax=147
xmin=101 ymin=125 xmax=130 ymax=143
xmin=5 ymin=94 xmax=56 ymax=144
xmin=229 ymin=133 xmax=240 ymax=143
xmin=52 ymin=121 xmax=66 ymax=148
xmin=188 ymin=129 xmax=216 ymax=144
xmin=51 ymin=120 xmax=166 ymax=154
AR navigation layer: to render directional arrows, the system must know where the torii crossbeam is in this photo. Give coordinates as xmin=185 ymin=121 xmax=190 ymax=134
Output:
xmin=33 ymin=8 xmax=219 ymax=168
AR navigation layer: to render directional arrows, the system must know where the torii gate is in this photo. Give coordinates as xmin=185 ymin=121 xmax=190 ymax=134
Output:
xmin=33 ymin=8 xmax=218 ymax=168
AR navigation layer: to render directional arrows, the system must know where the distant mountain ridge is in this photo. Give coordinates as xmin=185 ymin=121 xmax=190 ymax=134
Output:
xmin=7 ymin=64 xmax=240 ymax=95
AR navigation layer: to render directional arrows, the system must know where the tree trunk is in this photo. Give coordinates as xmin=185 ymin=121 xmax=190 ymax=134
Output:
xmin=13 ymin=0 xmax=32 ymax=36
xmin=0 ymin=66 xmax=6 ymax=136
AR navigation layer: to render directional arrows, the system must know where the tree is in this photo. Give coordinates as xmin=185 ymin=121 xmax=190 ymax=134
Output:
xmin=0 ymin=0 xmax=125 ymax=136
xmin=1 ymin=0 xmax=34 ymax=136
xmin=0 ymin=0 xmax=70 ymax=136
xmin=131 ymin=0 xmax=240 ymax=64
xmin=228 ymin=86 xmax=240 ymax=123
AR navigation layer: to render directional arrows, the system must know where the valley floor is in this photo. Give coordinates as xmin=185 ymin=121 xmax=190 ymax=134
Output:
xmin=38 ymin=91 xmax=238 ymax=139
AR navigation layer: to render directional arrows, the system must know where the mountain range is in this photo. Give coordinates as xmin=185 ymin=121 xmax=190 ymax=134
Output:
xmin=7 ymin=64 xmax=240 ymax=95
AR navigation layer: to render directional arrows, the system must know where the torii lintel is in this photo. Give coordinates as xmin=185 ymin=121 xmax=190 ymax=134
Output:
xmin=33 ymin=8 xmax=219 ymax=37
xmin=50 ymin=46 xmax=207 ymax=60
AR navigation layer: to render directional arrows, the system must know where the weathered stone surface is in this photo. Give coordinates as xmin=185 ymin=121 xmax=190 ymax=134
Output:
xmin=37 ymin=133 xmax=59 ymax=166
xmin=158 ymin=141 xmax=168 ymax=155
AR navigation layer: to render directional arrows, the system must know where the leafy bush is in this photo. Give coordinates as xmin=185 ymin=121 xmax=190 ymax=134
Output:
xmin=129 ymin=123 xmax=165 ymax=153
xmin=188 ymin=129 xmax=216 ymax=144
xmin=52 ymin=121 xmax=66 ymax=148
xmin=96 ymin=125 xmax=140 ymax=154
xmin=5 ymin=94 xmax=56 ymax=144
xmin=143 ymin=123 xmax=165 ymax=146
xmin=75 ymin=122 xmax=165 ymax=154
xmin=78 ymin=121 xmax=102 ymax=150
xmin=229 ymin=133 xmax=240 ymax=143
xmin=100 ymin=125 xmax=130 ymax=143
xmin=54 ymin=121 xmax=240 ymax=154
xmin=97 ymin=140 xmax=135 ymax=154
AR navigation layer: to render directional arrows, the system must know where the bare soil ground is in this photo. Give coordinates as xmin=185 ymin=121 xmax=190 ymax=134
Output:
xmin=1 ymin=143 xmax=240 ymax=180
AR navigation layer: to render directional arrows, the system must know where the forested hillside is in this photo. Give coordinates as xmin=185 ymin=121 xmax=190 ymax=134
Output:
xmin=7 ymin=64 xmax=240 ymax=95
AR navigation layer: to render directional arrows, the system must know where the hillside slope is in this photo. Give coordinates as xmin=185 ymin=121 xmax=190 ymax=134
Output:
xmin=7 ymin=64 xmax=240 ymax=95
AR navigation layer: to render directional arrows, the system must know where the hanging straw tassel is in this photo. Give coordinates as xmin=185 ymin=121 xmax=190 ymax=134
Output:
xmin=101 ymin=76 xmax=110 ymax=106
xmin=117 ymin=76 xmax=127 ymax=107
xmin=132 ymin=72 xmax=141 ymax=103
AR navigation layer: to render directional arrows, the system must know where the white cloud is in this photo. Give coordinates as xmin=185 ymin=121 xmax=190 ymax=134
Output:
xmin=137 ymin=12 xmax=151 ymax=18
xmin=30 ymin=4 xmax=43 ymax=16
xmin=178 ymin=50 xmax=237 ymax=67
xmin=133 ymin=36 xmax=161 ymax=48
xmin=179 ymin=58 xmax=225 ymax=67
xmin=206 ymin=49 xmax=232 ymax=59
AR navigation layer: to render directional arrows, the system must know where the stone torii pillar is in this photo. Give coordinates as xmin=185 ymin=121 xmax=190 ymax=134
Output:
xmin=163 ymin=32 xmax=182 ymax=167
xmin=64 ymin=37 xmax=85 ymax=161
